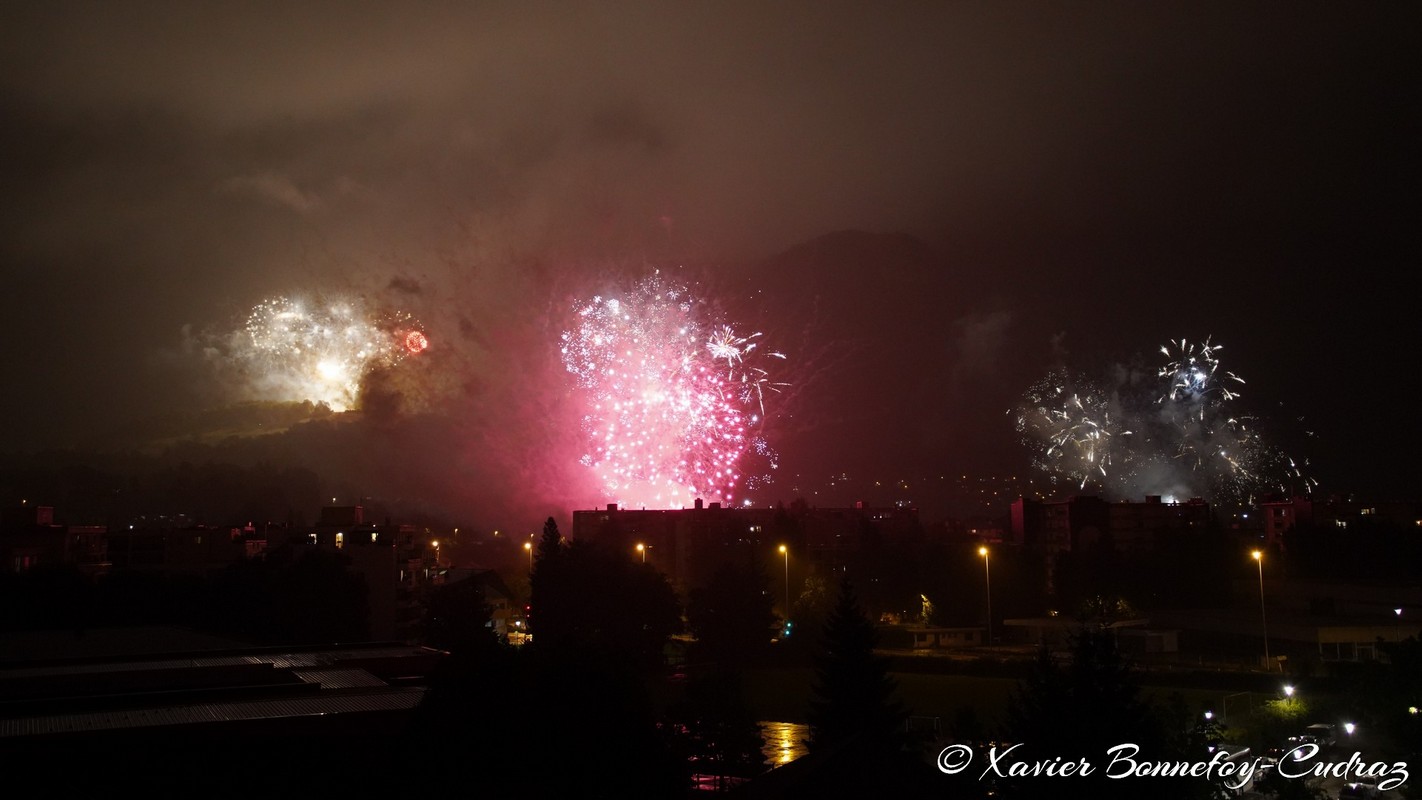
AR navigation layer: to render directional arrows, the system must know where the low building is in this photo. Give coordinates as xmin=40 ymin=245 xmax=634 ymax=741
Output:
xmin=1002 ymin=615 xmax=1151 ymax=646
xmin=1011 ymin=495 xmax=1213 ymax=555
xmin=1261 ymin=496 xmax=1422 ymax=547
xmin=1011 ymin=495 xmax=1213 ymax=593
xmin=442 ymin=567 xmax=517 ymax=638
xmin=903 ymin=626 xmax=986 ymax=650
xmin=1 ymin=504 xmax=68 ymax=572
xmin=107 ymin=523 xmax=261 ymax=573
xmin=571 ymin=499 xmax=922 ymax=597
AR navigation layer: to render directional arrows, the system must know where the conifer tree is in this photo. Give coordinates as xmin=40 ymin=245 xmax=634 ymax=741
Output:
xmin=806 ymin=576 xmax=905 ymax=753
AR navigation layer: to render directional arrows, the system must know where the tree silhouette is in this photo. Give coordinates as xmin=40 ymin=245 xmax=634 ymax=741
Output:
xmin=806 ymin=576 xmax=905 ymax=754
xmin=414 ymin=516 xmax=686 ymax=797
xmin=421 ymin=571 xmax=498 ymax=656
xmin=1008 ymin=627 xmax=1149 ymax=750
xmin=411 ymin=645 xmax=687 ymax=798
xmin=536 ymin=515 xmax=563 ymax=557
xmin=667 ymin=669 xmax=767 ymax=789
xmin=527 ymin=515 xmax=568 ymax=645
xmin=687 ymin=552 xmax=775 ymax=667
xmin=1005 ymin=626 xmax=1227 ymax=799
xmin=529 ymin=523 xmax=681 ymax=672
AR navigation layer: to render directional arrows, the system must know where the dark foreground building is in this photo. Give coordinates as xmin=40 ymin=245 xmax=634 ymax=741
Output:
xmin=0 ymin=628 xmax=444 ymax=793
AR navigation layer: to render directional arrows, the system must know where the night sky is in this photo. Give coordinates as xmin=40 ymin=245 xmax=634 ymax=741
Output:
xmin=2 ymin=3 xmax=1417 ymax=527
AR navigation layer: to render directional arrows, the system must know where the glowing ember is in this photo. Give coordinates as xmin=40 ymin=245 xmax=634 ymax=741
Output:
xmin=404 ymin=330 xmax=430 ymax=354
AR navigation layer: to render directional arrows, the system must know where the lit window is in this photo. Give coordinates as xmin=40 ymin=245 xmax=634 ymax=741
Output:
xmin=335 ymin=532 xmax=344 ymax=548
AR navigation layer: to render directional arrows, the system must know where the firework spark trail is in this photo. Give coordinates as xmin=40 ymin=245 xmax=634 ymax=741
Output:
xmin=1155 ymin=337 xmax=1254 ymax=487
xmin=1158 ymin=336 xmax=1243 ymax=411
xmin=1015 ymin=370 xmax=1128 ymax=491
xmin=560 ymin=271 xmax=783 ymax=509
xmin=706 ymin=324 xmax=789 ymax=417
xmin=225 ymin=294 xmax=428 ymax=411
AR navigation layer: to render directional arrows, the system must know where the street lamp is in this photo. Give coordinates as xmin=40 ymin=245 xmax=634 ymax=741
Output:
xmin=779 ymin=545 xmax=790 ymax=621
xmin=524 ymin=540 xmax=533 ymax=569
xmin=1396 ymin=607 xmax=1404 ymax=642
xmin=431 ymin=540 xmax=440 ymax=565
xmin=979 ymin=546 xmax=992 ymax=646
xmin=1283 ymin=684 xmax=1295 ymax=705
xmin=636 ymin=543 xmax=646 ymax=563
xmin=1252 ymin=550 xmax=1270 ymax=668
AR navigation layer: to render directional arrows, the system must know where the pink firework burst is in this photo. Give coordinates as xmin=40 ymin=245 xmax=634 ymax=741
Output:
xmin=560 ymin=271 xmax=776 ymax=509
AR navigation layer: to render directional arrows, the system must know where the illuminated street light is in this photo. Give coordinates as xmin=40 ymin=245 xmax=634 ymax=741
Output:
xmin=1283 ymin=684 xmax=1295 ymax=705
xmin=779 ymin=545 xmax=790 ymax=623
xmin=1397 ymin=607 xmax=1404 ymax=642
xmin=1252 ymin=550 xmax=1270 ymax=668
xmin=979 ymin=546 xmax=992 ymax=646
xmin=524 ymin=540 xmax=533 ymax=569
xmin=1344 ymin=722 xmax=1356 ymax=736
xmin=431 ymin=540 xmax=440 ymax=565
xmin=636 ymin=543 xmax=646 ymax=563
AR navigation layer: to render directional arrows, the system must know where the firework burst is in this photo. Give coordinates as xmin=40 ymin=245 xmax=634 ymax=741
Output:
xmin=1017 ymin=337 xmax=1315 ymax=505
xmin=1157 ymin=337 xmax=1243 ymax=411
xmin=560 ymin=271 xmax=783 ymax=508
xmin=226 ymin=294 xmax=428 ymax=411
xmin=1015 ymin=370 xmax=1128 ymax=491
xmin=1155 ymin=337 xmax=1254 ymax=486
